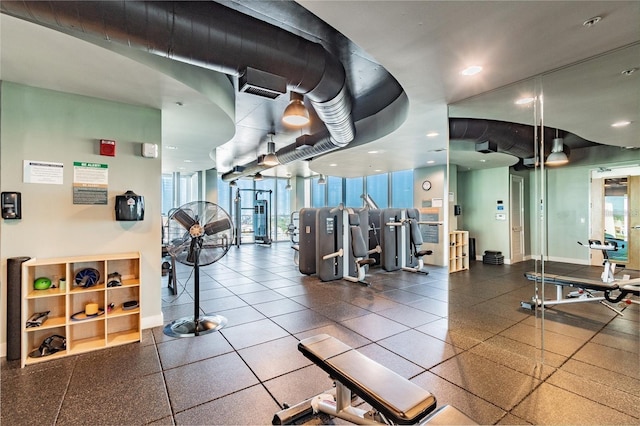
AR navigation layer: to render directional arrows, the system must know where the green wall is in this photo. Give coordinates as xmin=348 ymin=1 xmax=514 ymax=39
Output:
xmin=458 ymin=167 xmax=511 ymax=261
xmin=0 ymin=82 xmax=163 ymax=355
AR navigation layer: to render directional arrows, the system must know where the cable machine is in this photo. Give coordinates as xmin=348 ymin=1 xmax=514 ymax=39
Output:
xmin=233 ymin=188 xmax=273 ymax=246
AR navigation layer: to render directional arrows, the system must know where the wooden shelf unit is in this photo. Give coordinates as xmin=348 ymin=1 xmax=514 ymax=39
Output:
xmin=21 ymin=252 xmax=141 ymax=367
xmin=449 ymin=231 xmax=469 ymax=273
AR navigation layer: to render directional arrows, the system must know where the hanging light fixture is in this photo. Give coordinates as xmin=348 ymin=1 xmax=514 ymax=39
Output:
xmin=229 ymin=180 xmax=237 ymax=187
xmin=282 ymin=92 xmax=309 ymax=126
xmin=546 ymin=130 xmax=569 ymax=166
xmin=263 ymin=133 xmax=279 ymax=166
xmin=317 ymin=174 xmax=326 ymax=185
xmin=285 ymin=178 xmax=292 ymax=191
xmin=254 ymin=172 xmax=264 ymax=181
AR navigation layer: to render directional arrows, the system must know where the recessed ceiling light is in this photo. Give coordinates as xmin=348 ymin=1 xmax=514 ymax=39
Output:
xmin=183 ymin=159 xmax=192 ymax=163
xmin=426 ymin=132 xmax=439 ymax=137
xmin=368 ymin=150 xmax=379 ymax=154
xmin=515 ymin=97 xmax=535 ymax=105
xmin=426 ymin=160 xmax=435 ymax=164
xmin=582 ymin=16 xmax=602 ymax=27
xmin=611 ymin=121 xmax=631 ymax=127
xmin=175 ymin=101 xmax=184 ymax=106
xmin=479 ymin=159 xmax=487 ymax=163
xmin=374 ymin=169 xmax=382 ymax=172
xmin=329 ymin=163 xmax=337 ymax=167
xmin=621 ymin=68 xmax=638 ymax=76
xmin=460 ymin=65 xmax=482 ymax=76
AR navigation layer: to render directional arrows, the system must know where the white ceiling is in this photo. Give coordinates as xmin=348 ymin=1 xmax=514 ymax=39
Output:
xmin=1 ymin=1 xmax=638 ymax=178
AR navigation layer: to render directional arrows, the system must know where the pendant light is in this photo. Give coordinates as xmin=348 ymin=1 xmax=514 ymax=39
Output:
xmin=282 ymin=92 xmax=309 ymax=126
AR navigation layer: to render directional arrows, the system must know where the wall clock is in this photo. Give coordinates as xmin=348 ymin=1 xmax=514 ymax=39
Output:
xmin=422 ymin=180 xmax=432 ymax=191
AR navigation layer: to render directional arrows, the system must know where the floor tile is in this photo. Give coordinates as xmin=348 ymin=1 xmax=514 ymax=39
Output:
xmin=340 ymin=313 xmax=409 ymax=341
xmin=378 ymin=329 xmax=460 ymax=369
xmin=430 ymin=351 xmax=541 ymax=411
xmin=511 ymin=382 xmax=637 ymax=425
xmin=174 ymin=384 xmax=280 ymax=425
xmin=220 ymin=318 xmax=289 ymax=349
xmin=157 ymin=330 xmax=234 ymax=370
xmin=164 ymin=352 xmax=259 ymax=412
xmin=238 ymin=336 xmax=312 ymax=381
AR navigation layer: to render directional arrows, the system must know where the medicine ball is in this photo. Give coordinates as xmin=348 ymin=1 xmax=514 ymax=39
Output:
xmin=34 ymin=277 xmax=52 ymax=290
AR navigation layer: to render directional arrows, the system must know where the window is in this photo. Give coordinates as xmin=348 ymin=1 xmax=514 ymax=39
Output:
xmin=275 ymin=178 xmax=292 ymax=242
xmin=391 ymin=169 xmax=414 ymax=208
xmin=366 ymin=173 xmax=388 ymax=208
xmin=327 ymin=176 xmax=343 ymax=207
xmin=311 ymin=176 xmax=326 ymax=207
xmin=345 ymin=177 xmax=364 ymax=207
xmin=217 ymin=175 xmax=232 ymax=215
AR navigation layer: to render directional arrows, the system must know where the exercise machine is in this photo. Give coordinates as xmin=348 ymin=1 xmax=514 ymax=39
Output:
xmin=272 ymin=334 xmax=477 ymax=425
xmin=402 ymin=208 xmax=433 ymax=274
xmin=343 ymin=209 xmax=381 ymax=285
xmin=316 ymin=205 xmax=345 ymax=282
xmin=521 ymin=240 xmax=640 ymax=315
xmin=380 ymin=208 xmax=404 ymax=271
xmin=287 ymin=211 xmax=300 ymax=265
xmin=233 ymin=188 xmax=273 ymax=246
xmin=298 ymin=208 xmax=318 ymax=275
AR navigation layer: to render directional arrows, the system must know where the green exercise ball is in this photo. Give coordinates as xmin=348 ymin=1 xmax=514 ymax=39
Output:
xmin=34 ymin=277 xmax=52 ymax=290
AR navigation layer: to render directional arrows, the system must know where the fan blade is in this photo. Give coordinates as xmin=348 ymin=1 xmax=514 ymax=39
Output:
xmin=204 ymin=218 xmax=232 ymax=236
xmin=173 ymin=209 xmax=197 ymax=230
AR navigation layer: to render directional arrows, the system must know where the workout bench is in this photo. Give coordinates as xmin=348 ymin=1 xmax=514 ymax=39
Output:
xmin=273 ymin=334 xmax=476 ymax=425
xmin=522 ymin=271 xmax=640 ymax=316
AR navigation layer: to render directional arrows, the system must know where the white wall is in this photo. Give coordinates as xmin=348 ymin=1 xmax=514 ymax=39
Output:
xmin=0 ymin=82 xmax=163 ymax=356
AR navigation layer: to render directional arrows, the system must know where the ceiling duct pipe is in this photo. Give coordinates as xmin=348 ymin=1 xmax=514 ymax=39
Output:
xmin=220 ymin=132 xmax=339 ymax=182
xmin=0 ymin=0 xmax=356 ymax=154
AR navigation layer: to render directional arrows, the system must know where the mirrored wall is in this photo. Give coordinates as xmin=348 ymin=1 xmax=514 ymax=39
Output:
xmin=449 ymin=42 xmax=639 ymax=362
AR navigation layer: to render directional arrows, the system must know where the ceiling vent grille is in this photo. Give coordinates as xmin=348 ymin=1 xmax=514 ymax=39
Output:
xmin=239 ymin=67 xmax=287 ymax=99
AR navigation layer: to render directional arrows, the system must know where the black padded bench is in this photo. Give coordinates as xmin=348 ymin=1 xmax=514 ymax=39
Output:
xmin=273 ymin=334 xmax=476 ymax=425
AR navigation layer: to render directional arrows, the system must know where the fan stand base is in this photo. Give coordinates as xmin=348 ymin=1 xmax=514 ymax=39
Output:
xmin=163 ymin=314 xmax=228 ymax=338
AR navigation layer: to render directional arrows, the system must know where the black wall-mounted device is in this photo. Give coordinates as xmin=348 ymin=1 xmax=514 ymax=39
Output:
xmin=454 ymin=205 xmax=462 ymax=216
xmin=2 ymin=192 xmax=22 ymax=219
xmin=115 ymin=190 xmax=145 ymax=221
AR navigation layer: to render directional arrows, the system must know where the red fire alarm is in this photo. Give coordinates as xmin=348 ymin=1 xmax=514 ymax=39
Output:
xmin=100 ymin=139 xmax=116 ymax=156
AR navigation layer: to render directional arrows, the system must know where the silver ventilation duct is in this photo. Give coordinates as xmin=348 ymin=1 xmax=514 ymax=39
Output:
xmin=0 ymin=1 xmax=356 ymax=172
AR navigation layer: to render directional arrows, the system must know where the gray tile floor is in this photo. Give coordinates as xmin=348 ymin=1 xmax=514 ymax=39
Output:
xmin=2 ymin=243 xmax=639 ymax=425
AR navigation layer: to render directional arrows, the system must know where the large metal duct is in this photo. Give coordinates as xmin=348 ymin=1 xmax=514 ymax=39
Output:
xmin=0 ymin=0 xmax=356 ymax=166
xmin=449 ymin=118 xmax=596 ymax=160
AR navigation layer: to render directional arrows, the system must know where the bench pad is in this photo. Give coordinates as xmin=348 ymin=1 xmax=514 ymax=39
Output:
xmin=299 ymin=334 xmax=437 ymax=424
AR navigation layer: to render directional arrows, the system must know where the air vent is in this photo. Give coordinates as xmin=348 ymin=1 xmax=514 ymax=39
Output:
xmin=239 ymin=67 xmax=287 ymax=99
xmin=475 ymin=140 xmax=497 ymax=153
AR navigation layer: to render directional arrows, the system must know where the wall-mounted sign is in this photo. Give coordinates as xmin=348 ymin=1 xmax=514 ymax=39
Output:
xmin=23 ymin=160 xmax=63 ymax=185
xmin=73 ymin=162 xmax=108 ymax=205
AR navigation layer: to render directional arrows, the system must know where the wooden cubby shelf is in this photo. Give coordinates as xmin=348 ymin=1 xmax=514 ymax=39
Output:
xmin=21 ymin=252 xmax=141 ymax=367
xmin=449 ymin=231 xmax=469 ymax=273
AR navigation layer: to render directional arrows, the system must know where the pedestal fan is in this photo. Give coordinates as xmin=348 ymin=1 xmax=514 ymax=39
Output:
xmin=163 ymin=201 xmax=233 ymax=338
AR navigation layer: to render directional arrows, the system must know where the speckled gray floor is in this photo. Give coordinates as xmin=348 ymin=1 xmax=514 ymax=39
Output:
xmin=2 ymin=243 xmax=639 ymax=425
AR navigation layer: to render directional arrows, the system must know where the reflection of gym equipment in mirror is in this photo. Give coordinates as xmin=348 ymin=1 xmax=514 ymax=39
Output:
xmin=233 ymin=188 xmax=272 ymax=246
xmin=287 ymin=211 xmax=300 ymax=265
xmin=163 ymin=201 xmax=233 ymax=337
xmin=521 ymin=240 xmax=640 ymax=316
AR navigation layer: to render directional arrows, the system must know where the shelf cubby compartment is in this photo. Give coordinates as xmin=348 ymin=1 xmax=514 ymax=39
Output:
xmin=23 ymin=325 xmax=68 ymax=366
xmin=25 ymin=294 xmax=66 ymax=331
xmin=69 ymin=320 xmax=106 ymax=354
xmin=107 ymin=314 xmax=141 ymax=345
xmin=106 ymin=257 xmax=140 ymax=286
xmin=70 ymin=260 xmax=106 ymax=290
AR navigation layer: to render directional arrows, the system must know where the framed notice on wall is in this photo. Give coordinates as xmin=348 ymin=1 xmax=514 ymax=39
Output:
xmin=73 ymin=162 xmax=108 ymax=205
